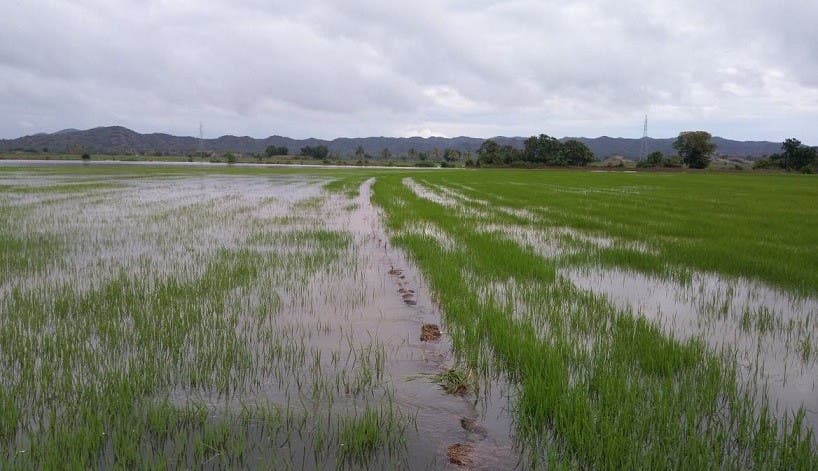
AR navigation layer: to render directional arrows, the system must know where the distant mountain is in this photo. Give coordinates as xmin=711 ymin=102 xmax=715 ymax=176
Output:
xmin=568 ymin=136 xmax=783 ymax=160
xmin=0 ymin=126 xmax=786 ymax=159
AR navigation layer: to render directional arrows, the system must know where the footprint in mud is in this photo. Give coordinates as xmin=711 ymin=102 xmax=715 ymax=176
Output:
xmin=420 ymin=324 xmax=442 ymax=342
xmin=420 ymin=324 xmax=440 ymax=341
xmin=447 ymin=443 xmax=473 ymax=467
xmin=460 ymin=417 xmax=488 ymax=440
xmin=389 ymin=267 xmax=415 ymax=303
xmin=447 ymin=442 xmax=516 ymax=470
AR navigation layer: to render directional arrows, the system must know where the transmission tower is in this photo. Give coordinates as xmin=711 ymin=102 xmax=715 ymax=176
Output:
xmin=198 ymin=122 xmax=204 ymax=159
xmin=639 ymin=115 xmax=648 ymax=159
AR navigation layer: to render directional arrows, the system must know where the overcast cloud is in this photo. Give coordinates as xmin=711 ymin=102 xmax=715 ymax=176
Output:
xmin=1 ymin=0 xmax=816 ymax=141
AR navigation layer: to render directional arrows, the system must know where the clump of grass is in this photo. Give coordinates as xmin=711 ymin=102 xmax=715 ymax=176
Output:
xmin=433 ymin=366 xmax=476 ymax=396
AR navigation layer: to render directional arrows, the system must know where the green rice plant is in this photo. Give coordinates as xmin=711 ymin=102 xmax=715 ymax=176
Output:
xmin=337 ymin=405 xmax=405 ymax=465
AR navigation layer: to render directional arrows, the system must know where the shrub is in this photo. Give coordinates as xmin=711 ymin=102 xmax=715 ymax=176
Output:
xmin=637 ymin=151 xmax=664 ymax=168
xmin=663 ymin=156 xmax=684 ymax=168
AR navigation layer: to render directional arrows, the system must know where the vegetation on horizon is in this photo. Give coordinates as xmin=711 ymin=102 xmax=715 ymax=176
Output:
xmin=475 ymin=134 xmax=596 ymax=167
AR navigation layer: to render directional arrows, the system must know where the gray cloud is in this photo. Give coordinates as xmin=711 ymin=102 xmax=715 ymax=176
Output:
xmin=1 ymin=0 xmax=816 ymax=141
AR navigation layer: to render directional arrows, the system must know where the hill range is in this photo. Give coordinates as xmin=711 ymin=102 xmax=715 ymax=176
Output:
xmin=0 ymin=126 xmax=786 ymax=159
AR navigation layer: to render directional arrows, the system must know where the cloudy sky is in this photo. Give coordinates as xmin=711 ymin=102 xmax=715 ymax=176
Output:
xmin=1 ymin=0 xmax=816 ymax=142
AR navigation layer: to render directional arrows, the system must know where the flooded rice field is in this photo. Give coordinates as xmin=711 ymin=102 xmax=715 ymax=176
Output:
xmin=2 ymin=165 xmax=817 ymax=468
xmin=378 ymin=174 xmax=818 ymax=468
xmin=0 ymin=169 xmax=517 ymax=469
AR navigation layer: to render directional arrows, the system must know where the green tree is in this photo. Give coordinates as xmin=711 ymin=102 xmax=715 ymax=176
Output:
xmin=673 ymin=131 xmax=716 ymax=169
xmin=499 ymin=145 xmax=520 ymax=165
xmin=300 ymin=145 xmax=328 ymax=159
xmin=476 ymin=139 xmax=501 ymax=166
xmin=265 ymin=145 xmax=288 ymax=157
xmin=380 ymin=148 xmax=391 ymax=160
xmin=443 ymin=148 xmax=462 ymax=162
xmin=781 ymin=138 xmax=817 ymax=170
xmin=560 ymin=139 xmax=595 ymax=166
xmin=523 ymin=134 xmax=563 ymax=164
xmin=354 ymin=145 xmax=366 ymax=159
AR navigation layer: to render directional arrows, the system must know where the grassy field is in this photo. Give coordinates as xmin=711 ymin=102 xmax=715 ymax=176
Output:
xmin=1 ymin=163 xmax=816 ymax=468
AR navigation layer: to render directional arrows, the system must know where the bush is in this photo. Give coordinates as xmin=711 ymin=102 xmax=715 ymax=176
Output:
xmin=752 ymin=159 xmax=767 ymax=169
xmin=81 ymin=153 xmax=91 ymax=160
xmin=224 ymin=153 xmax=237 ymax=164
xmin=637 ymin=151 xmax=664 ymax=168
xmin=300 ymin=145 xmax=328 ymax=159
xmin=663 ymin=156 xmax=684 ymax=168
xmin=265 ymin=145 xmax=288 ymax=157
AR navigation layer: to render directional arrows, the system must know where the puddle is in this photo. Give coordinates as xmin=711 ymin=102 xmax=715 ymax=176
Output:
xmin=565 ymin=266 xmax=818 ymax=434
xmin=0 ymin=175 xmax=326 ymax=298
xmin=399 ymin=222 xmax=456 ymax=251
xmin=477 ymin=224 xmax=572 ymax=259
xmin=477 ymin=223 xmax=655 ymax=259
xmin=403 ymin=177 xmax=458 ymax=207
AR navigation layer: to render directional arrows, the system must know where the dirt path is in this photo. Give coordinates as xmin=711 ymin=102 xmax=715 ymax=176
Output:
xmin=330 ymin=178 xmax=519 ymax=469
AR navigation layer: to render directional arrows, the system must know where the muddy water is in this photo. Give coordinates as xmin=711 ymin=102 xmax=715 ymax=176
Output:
xmin=1 ymin=171 xmax=520 ymax=468
xmin=565 ymin=266 xmax=818 ymax=435
xmin=320 ymin=179 xmax=520 ymax=469
xmin=149 ymin=177 xmax=521 ymax=469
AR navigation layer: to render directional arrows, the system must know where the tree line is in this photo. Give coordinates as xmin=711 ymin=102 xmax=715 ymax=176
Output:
xmin=753 ymin=139 xmax=818 ymax=172
xmin=635 ymin=132 xmax=817 ymax=172
xmin=228 ymin=133 xmax=818 ymax=172
xmin=475 ymin=134 xmax=596 ymax=167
